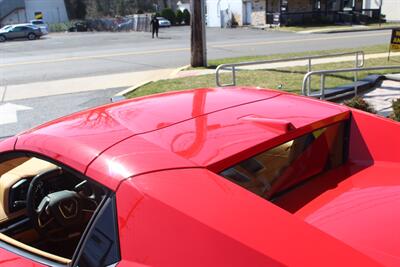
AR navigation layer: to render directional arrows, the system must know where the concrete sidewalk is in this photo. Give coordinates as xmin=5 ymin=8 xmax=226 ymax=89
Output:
xmin=297 ymin=25 xmax=399 ymax=34
xmin=1 ymin=68 xmax=177 ymax=102
xmin=363 ymin=79 xmax=400 ymax=117
xmin=2 ymin=50 xmax=398 ymax=102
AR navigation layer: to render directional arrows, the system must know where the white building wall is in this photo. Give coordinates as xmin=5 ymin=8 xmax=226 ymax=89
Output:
xmin=206 ymin=0 xmax=243 ymax=27
xmin=25 ymin=0 xmax=68 ymax=23
xmin=363 ymin=0 xmax=400 ymax=21
xmin=381 ymin=0 xmax=400 ymax=21
xmin=2 ymin=9 xmax=27 ymax=25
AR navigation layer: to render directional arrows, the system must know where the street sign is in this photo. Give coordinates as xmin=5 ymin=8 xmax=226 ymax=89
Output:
xmin=390 ymin=29 xmax=400 ymax=51
xmin=388 ymin=29 xmax=400 ymax=61
xmin=34 ymin=12 xmax=43 ymax=20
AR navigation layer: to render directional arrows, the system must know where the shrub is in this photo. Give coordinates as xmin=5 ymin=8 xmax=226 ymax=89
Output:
xmin=183 ymin=9 xmax=190 ymax=25
xmin=343 ymin=96 xmax=376 ymax=114
xmin=390 ymin=98 xmax=400 ymax=121
xmin=176 ymin=9 xmax=184 ymax=25
xmin=161 ymin=8 xmax=176 ymax=25
xmin=48 ymin=22 xmax=74 ymax=32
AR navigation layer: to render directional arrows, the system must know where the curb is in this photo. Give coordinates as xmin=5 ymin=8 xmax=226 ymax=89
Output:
xmin=112 ymin=65 xmax=190 ymax=101
xmin=385 ymin=74 xmax=400 ymax=82
xmin=113 ymin=80 xmax=153 ymax=98
xmin=170 ymin=65 xmax=190 ymax=77
xmin=312 ymin=26 xmax=398 ymax=34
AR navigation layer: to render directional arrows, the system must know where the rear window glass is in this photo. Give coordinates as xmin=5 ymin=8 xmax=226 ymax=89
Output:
xmin=220 ymin=121 xmax=347 ymax=198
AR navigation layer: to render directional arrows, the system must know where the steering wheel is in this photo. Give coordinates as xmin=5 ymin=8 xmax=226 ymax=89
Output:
xmin=26 ymin=168 xmax=95 ymax=241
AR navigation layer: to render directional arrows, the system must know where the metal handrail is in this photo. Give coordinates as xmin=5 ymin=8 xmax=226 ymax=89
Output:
xmin=302 ymin=65 xmax=400 ymax=99
xmin=216 ymin=51 xmax=365 ymax=87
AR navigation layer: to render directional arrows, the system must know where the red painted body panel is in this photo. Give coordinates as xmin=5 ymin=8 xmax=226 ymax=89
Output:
xmin=0 ymin=137 xmax=16 ymax=154
xmin=139 ymin=94 xmax=348 ymax=171
xmin=1 ymin=88 xmax=400 ymax=266
xmin=13 ymin=88 xmax=280 ymax=179
xmin=276 ymin=162 xmax=400 ymax=267
xmin=116 ymin=169 xmax=381 ymax=266
xmin=85 ymin=136 xmax=196 ymax=191
xmin=349 ymin=109 xmax=400 ymax=164
xmin=0 ymin=248 xmax=46 ymax=266
xmin=87 ymin=93 xmax=349 ymax=184
xmin=273 ymin=109 xmax=400 ymax=266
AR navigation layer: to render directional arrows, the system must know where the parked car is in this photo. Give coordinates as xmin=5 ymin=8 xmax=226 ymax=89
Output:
xmin=0 ymin=24 xmax=43 ymax=42
xmin=157 ymin=17 xmax=171 ymax=27
xmin=0 ymin=87 xmax=399 ymax=266
xmin=29 ymin=20 xmax=49 ymax=35
xmin=0 ymin=25 xmax=12 ymax=31
xmin=117 ymin=19 xmax=134 ymax=31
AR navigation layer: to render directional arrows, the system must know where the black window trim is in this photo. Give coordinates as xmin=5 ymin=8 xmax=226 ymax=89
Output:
xmin=71 ymin=194 xmax=121 ymax=267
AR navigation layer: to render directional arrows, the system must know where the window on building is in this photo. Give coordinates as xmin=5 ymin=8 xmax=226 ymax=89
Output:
xmin=343 ymin=0 xmax=355 ymax=9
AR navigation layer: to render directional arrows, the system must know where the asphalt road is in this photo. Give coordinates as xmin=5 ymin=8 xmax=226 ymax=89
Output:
xmin=0 ymin=87 xmax=124 ymax=139
xmin=0 ymin=27 xmax=392 ymax=85
xmin=0 ymin=27 xmax=393 ymax=139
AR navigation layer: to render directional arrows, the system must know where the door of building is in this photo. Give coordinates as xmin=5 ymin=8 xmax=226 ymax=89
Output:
xmin=244 ymin=1 xmax=252 ymax=25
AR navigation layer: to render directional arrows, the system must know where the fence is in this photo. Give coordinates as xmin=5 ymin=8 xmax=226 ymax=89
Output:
xmin=85 ymin=15 xmax=151 ymax=32
xmin=302 ymin=66 xmax=400 ymax=100
xmin=215 ymin=51 xmax=365 ymax=87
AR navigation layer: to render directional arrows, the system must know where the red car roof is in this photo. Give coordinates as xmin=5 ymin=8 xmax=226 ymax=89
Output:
xmin=14 ymin=87 xmax=349 ymax=190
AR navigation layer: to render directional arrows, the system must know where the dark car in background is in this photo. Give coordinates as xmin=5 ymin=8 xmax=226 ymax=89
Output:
xmin=0 ymin=24 xmax=43 ymax=42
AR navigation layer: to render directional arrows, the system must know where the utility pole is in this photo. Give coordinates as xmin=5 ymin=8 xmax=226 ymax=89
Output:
xmin=191 ymin=0 xmax=207 ymax=67
xmin=379 ymin=0 xmax=383 ymax=27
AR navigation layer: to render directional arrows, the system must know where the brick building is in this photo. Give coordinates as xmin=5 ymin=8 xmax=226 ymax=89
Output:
xmin=266 ymin=0 xmax=381 ymax=26
xmin=206 ymin=0 xmax=383 ymax=27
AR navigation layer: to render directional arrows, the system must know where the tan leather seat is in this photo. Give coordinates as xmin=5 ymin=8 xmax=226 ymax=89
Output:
xmin=0 ymin=158 xmax=57 ymax=223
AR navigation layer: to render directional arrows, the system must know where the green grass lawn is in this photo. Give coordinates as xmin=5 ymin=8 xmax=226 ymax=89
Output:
xmin=191 ymin=44 xmax=389 ymax=69
xmin=126 ymin=46 xmax=400 ymax=99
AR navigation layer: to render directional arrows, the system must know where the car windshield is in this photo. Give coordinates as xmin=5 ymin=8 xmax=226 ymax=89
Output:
xmin=220 ymin=121 xmax=346 ymax=198
xmin=0 ymin=25 xmax=12 ymax=31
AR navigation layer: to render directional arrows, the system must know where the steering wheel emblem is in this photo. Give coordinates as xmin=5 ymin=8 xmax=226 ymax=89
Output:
xmin=59 ymin=199 xmax=78 ymax=219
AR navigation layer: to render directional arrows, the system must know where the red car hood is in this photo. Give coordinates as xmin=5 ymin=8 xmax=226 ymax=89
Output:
xmin=276 ymin=162 xmax=400 ymax=267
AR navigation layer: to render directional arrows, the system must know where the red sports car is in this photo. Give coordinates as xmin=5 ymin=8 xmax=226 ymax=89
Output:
xmin=0 ymin=87 xmax=398 ymax=266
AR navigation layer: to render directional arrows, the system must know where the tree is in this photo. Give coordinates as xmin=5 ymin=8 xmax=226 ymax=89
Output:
xmin=161 ymin=8 xmax=176 ymax=25
xmin=76 ymin=0 xmax=87 ymax=19
xmin=64 ymin=0 xmax=87 ymax=19
xmin=84 ymin=0 xmax=159 ymax=18
xmin=183 ymin=9 xmax=190 ymax=25
xmin=176 ymin=9 xmax=183 ymax=25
